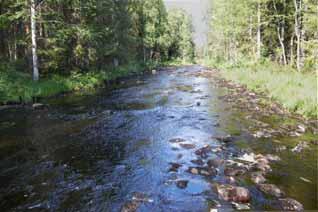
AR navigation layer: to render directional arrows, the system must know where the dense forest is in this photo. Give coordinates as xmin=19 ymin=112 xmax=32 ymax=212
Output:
xmin=0 ymin=0 xmax=194 ymax=103
xmin=207 ymin=0 xmax=317 ymax=72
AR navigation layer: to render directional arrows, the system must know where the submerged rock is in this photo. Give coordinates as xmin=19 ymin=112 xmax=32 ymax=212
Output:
xmin=169 ymin=138 xmax=186 ymax=143
xmin=195 ymin=145 xmax=212 ymax=158
xmin=278 ymin=198 xmax=304 ymax=211
xmin=258 ymin=184 xmax=285 ymax=198
xmin=121 ymin=201 xmax=139 ymax=212
xmin=179 ymin=143 xmax=196 ymax=149
xmin=191 ymin=159 xmax=205 ymax=166
xmin=176 ymin=180 xmax=189 ymax=189
xmin=207 ymin=158 xmax=224 ymax=168
xmin=216 ymin=184 xmax=251 ymax=203
xmin=169 ymin=162 xmax=182 ymax=172
xmin=188 ymin=166 xmax=217 ymax=177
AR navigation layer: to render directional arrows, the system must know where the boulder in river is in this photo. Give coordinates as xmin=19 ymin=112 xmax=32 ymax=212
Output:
xmin=213 ymin=135 xmax=235 ymax=143
xmin=278 ymin=198 xmax=304 ymax=211
xmin=224 ymin=166 xmax=247 ymax=177
xmin=258 ymin=184 xmax=285 ymax=198
xmin=231 ymin=202 xmax=251 ymax=210
xmin=176 ymin=180 xmax=189 ymax=189
xmin=191 ymin=159 xmax=204 ymax=166
xmin=216 ymin=184 xmax=251 ymax=203
xmin=179 ymin=143 xmax=196 ymax=149
xmin=195 ymin=145 xmax=212 ymax=158
xmin=188 ymin=166 xmax=217 ymax=177
xmin=169 ymin=138 xmax=186 ymax=143
xmin=121 ymin=201 xmax=139 ymax=212
xmin=169 ymin=162 xmax=182 ymax=172
xmin=207 ymin=158 xmax=224 ymax=168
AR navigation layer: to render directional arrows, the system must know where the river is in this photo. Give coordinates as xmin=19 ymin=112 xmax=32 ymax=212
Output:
xmin=0 ymin=66 xmax=317 ymax=211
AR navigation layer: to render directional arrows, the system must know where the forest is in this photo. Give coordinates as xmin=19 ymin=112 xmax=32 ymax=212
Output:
xmin=0 ymin=0 xmax=194 ymax=103
xmin=206 ymin=0 xmax=317 ymax=117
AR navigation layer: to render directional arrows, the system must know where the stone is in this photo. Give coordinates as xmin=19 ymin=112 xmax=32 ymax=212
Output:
xmin=258 ymin=184 xmax=285 ymax=198
xmin=224 ymin=167 xmax=246 ymax=177
xmin=188 ymin=166 xmax=217 ymax=177
xmin=231 ymin=202 xmax=251 ymax=210
xmin=216 ymin=184 xmax=251 ymax=203
xmin=179 ymin=143 xmax=196 ymax=149
xmin=169 ymin=138 xmax=185 ymax=143
xmin=131 ymin=192 xmax=153 ymax=203
xmin=278 ymin=198 xmax=304 ymax=211
xmin=195 ymin=145 xmax=212 ymax=158
xmin=291 ymin=141 xmax=309 ymax=153
xmin=251 ymin=172 xmax=266 ymax=184
xmin=176 ymin=180 xmax=188 ymax=189
xmin=191 ymin=159 xmax=205 ymax=166
xmin=296 ymin=125 xmax=306 ymax=133
xmin=207 ymin=158 xmax=224 ymax=168
xmin=213 ymin=135 xmax=235 ymax=143
xmin=169 ymin=162 xmax=182 ymax=172
xmin=121 ymin=201 xmax=139 ymax=212
xmin=151 ymin=69 xmax=157 ymax=75
xmin=265 ymin=154 xmax=281 ymax=162
xmin=32 ymin=103 xmax=47 ymax=110
xmin=196 ymin=102 xmax=201 ymax=106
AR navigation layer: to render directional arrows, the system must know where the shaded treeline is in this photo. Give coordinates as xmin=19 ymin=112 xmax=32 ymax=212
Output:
xmin=207 ymin=0 xmax=317 ymax=71
xmin=0 ymin=0 xmax=194 ymax=78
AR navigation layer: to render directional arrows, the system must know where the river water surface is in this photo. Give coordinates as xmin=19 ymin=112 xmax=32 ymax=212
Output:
xmin=0 ymin=66 xmax=317 ymax=211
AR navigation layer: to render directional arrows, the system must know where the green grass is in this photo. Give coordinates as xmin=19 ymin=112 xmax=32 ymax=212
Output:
xmin=0 ymin=61 xmax=155 ymax=104
xmin=204 ymin=59 xmax=318 ymax=118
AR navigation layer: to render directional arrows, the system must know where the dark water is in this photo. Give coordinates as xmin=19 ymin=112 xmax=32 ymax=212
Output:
xmin=0 ymin=66 xmax=317 ymax=211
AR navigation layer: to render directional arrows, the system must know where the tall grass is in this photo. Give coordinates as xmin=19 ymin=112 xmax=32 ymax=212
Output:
xmin=204 ymin=59 xmax=317 ymax=118
xmin=0 ymin=61 xmax=152 ymax=104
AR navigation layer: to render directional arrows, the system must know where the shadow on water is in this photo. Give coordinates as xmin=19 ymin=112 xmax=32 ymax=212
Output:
xmin=0 ymin=65 xmax=317 ymax=211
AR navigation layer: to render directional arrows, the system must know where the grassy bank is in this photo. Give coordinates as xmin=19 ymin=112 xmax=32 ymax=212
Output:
xmin=0 ymin=61 xmax=157 ymax=104
xmin=204 ymin=59 xmax=317 ymax=118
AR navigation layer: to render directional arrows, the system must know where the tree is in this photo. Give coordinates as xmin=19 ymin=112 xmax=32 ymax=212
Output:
xmin=30 ymin=0 xmax=39 ymax=81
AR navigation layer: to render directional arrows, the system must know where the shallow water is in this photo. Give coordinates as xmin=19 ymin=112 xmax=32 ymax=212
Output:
xmin=0 ymin=66 xmax=317 ymax=211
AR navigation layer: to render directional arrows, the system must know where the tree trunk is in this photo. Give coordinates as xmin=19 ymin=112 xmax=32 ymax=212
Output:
xmin=294 ymin=0 xmax=302 ymax=71
xmin=256 ymin=0 xmax=262 ymax=60
xmin=31 ymin=0 xmax=39 ymax=81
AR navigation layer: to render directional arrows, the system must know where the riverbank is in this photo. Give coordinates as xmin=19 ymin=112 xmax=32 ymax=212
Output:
xmin=202 ymin=60 xmax=317 ymax=119
xmin=0 ymin=61 xmax=159 ymax=105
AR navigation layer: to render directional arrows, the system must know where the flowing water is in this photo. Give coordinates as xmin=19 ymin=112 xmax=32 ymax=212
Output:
xmin=0 ymin=66 xmax=317 ymax=211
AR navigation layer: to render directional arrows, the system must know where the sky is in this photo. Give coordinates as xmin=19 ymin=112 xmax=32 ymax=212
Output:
xmin=164 ymin=0 xmax=210 ymax=49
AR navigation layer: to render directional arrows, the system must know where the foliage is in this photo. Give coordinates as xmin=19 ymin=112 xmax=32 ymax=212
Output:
xmin=207 ymin=0 xmax=317 ymax=72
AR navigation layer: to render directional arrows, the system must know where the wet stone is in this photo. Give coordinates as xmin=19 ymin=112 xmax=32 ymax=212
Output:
xmin=251 ymin=172 xmax=266 ymax=184
xmin=207 ymin=158 xmax=224 ymax=168
xmin=121 ymin=201 xmax=139 ymax=212
xmin=265 ymin=154 xmax=281 ymax=162
xmin=216 ymin=184 xmax=251 ymax=203
xmin=278 ymin=198 xmax=304 ymax=211
xmin=291 ymin=141 xmax=309 ymax=153
xmin=169 ymin=162 xmax=182 ymax=172
xmin=195 ymin=145 xmax=212 ymax=158
xmin=176 ymin=180 xmax=189 ymax=189
xmin=188 ymin=166 xmax=217 ymax=177
xmin=179 ymin=143 xmax=196 ymax=149
xmin=169 ymin=138 xmax=186 ymax=143
xmin=191 ymin=159 xmax=205 ymax=166
xmin=231 ymin=202 xmax=251 ymax=210
xmin=213 ymin=135 xmax=235 ymax=143
xmin=224 ymin=167 xmax=247 ymax=177
xmin=258 ymin=184 xmax=285 ymax=198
